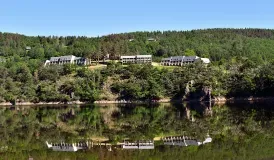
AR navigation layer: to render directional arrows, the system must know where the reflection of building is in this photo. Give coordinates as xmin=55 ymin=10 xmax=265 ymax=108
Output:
xmin=122 ymin=140 xmax=154 ymax=149
xmin=162 ymin=135 xmax=212 ymax=146
xmin=120 ymin=55 xmax=152 ymax=64
xmin=44 ymin=55 xmax=89 ymax=66
xmin=161 ymin=56 xmax=210 ymax=66
xmin=163 ymin=136 xmax=201 ymax=146
xmin=46 ymin=141 xmax=89 ymax=152
xmin=203 ymin=134 xmax=212 ymax=144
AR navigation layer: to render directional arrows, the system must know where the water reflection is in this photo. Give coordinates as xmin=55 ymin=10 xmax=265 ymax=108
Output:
xmin=162 ymin=134 xmax=212 ymax=146
xmin=122 ymin=140 xmax=154 ymax=149
xmin=44 ymin=134 xmax=212 ymax=152
xmin=0 ymin=102 xmax=274 ymax=159
xmin=46 ymin=141 xmax=89 ymax=152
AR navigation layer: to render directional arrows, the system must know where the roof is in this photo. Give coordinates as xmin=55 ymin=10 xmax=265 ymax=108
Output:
xmin=74 ymin=57 xmax=85 ymax=60
xmin=121 ymin=56 xmax=136 ymax=59
xmin=50 ymin=57 xmax=60 ymax=61
xmin=169 ymin=56 xmax=185 ymax=61
xmin=59 ymin=55 xmax=75 ymax=61
xmin=184 ymin=56 xmax=199 ymax=60
xmin=161 ymin=56 xmax=200 ymax=62
xmin=49 ymin=55 xmax=75 ymax=62
xmin=136 ymin=55 xmax=152 ymax=58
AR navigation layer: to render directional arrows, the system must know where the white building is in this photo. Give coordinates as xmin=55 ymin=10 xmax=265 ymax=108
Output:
xmin=200 ymin=58 xmax=211 ymax=64
xmin=161 ymin=56 xmax=210 ymax=66
xmin=120 ymin=55 xmax=152 ymax=64
xmin=44 ymin=55 xmax=88 ymax=66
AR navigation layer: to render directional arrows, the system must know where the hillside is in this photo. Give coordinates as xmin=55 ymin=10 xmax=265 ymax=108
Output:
xmin=1 ymin=28 xmax=274 ymax=63
xmin=1 ymin=28 xmax=274 ymax=104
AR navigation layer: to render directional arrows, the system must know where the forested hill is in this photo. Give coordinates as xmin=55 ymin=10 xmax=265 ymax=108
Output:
xmin=1 ymin=28 xmax=274 ymax=63
xmin=2 ymin=28 xmax=274 ymax=104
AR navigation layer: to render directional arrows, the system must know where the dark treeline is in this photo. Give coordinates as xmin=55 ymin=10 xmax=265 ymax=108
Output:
xmin=1 ymin=28 xmax=274 ymax=103
xmin=2 ymin=28 xmax=274 ymax=62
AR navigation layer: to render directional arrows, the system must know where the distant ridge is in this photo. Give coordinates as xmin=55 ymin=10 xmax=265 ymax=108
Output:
xmin=1 ymin=28 xmax=274 ymax=62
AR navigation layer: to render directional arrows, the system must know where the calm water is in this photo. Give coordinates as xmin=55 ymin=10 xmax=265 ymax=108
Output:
xmin=0 ymin=102 xmax=274 ymax=160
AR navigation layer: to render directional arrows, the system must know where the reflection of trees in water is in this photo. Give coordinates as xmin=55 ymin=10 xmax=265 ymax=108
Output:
xmin=181 ymin=102 xmax=213 ymax=122
xmin=0 ymin=103 xmax=274 ymax=155
xmin=98 ymin=104 xmax=119 ymax=129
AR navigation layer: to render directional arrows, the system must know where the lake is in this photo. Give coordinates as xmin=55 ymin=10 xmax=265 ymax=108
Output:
xmin=0 ymin=102 xmax=274 ymax=160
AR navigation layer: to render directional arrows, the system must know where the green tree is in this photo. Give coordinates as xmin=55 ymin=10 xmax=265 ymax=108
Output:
xmin=184 ymin=49 xmax=196 ymax=56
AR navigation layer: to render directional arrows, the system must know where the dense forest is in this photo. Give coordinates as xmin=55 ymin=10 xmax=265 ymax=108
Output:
xmin=2 ymin=28 xmax=274 ymax=62
xmin=1 ymin=28 xmax=274 ymax=103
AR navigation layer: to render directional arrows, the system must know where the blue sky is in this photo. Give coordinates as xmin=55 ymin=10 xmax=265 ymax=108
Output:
xmin=0 ymin=0 xmax=273 ymax=36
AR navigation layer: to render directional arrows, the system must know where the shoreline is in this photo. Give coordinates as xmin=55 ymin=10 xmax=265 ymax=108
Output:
xmin=1 ymin=97 xmax=274 ymax=106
